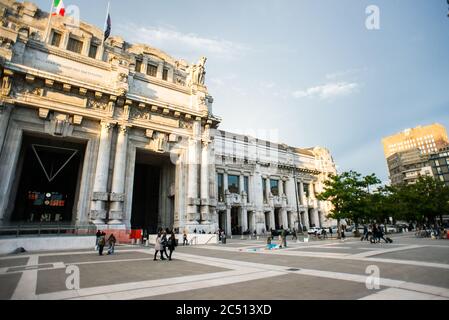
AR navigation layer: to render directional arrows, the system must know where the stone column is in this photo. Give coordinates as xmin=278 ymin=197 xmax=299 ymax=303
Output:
xmin=312 ymin=208 xmax=320 ymax=228
xmin=303 ymin=210 xmax=310 ymax=229
xmin=239 ymin=175 xmax=245 ymax=194
xmin=269 ymin=211 xmax=275 ymax=231
xmin=223 ymin=172 xmax=229 ymax=193
xmin=157 ymin=62 xmax=164 ymax=79
xmin=241 ymin=207 xmax=248 ymax=233
xmin=251 ymin=212 xmax=257 ymax=233
xmin=186 ymin=121 xmax=201 ymax=226
xmin=265 ymin=177 xmax=271 ymax=201
xmin=226 ymin=207 xmax=232 ymax=236
xmin=248 ymin=174 xmax=254 ymax=204
xmin=281 ymin=208 xmax=288 ymax=229
xmin=299 ymin=181 xmax=306 ymax=205
xmin=109 ymin=125 xmax=129 ymax=225
xmin=200 ymin=140 xmax=210 ymax=223
xmin=90 ymin=121 xmax=113 ymax=224
xmin=279 ymin=179 xmax=284 ymax=196
xmin=0 ymin=103 xmax=12 ymax=155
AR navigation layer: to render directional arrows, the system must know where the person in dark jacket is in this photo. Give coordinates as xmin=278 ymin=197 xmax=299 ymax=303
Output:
xmin=161 ymin=230 xmax=169 ymax=259
xmin=98 ymin=232 xmax=106 ymax=256
xmin=107 ymin=234 xmax=116 ymax=255
xmin=361 ymin=225 xmax=369 ymax=241
xmin=95 ymin=230 xmax=102 ymax=250
xmin=167 ymin=231 xmax=177 ymax=261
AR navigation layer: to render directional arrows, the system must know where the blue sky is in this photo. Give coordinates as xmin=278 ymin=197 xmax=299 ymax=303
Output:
xmin=33 ymin=0 xmax=449 ymax=182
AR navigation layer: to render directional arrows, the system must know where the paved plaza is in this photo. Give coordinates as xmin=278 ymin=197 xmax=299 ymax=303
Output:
xmin=1 ymin=234 xmax=449 ymax=300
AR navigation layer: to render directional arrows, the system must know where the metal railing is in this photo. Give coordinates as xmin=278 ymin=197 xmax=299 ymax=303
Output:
xmin=0 ymin=224 xmax=97 ymax=238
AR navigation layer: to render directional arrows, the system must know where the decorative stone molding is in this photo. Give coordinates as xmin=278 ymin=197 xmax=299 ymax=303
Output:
xmin=95 ymin=91 xmax=103 ymax=99
xmin=44 ymin=79 xmax=54 ymax=87
xmin=38 ymin=108 xmax=49 ymax=119
xmin=145 ymin=129 xmax=154 ymax=138
xmin=79 ymin=87 xmax=87 ymax=96
xmin=63 ymin=83 xmax=71 ymax=92
xmin=110 ymin=193 xmax=125 ymax=202
xmin=109 ymin=210 xmax=124 ymax=221
xmin=90 ymin=210 xmax=107 ymax=220
xmin=73 ymin=115 xmax=83 ymax=125
xmin=92 ymin=192 xmax=109 ymax=201
xmin=187 ymin=198 xmax=201 ymax=206
xmin=1 ymin=69 xmax=13 ymax=96
xmin=25 ymin=74 xmax=35 ymax=83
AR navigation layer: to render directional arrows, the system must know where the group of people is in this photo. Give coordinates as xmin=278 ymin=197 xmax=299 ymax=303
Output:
xmin=153 ymin=229 xmax=178 ymax=261
xmin=95 ymin=230 xmax=116 ymax=256
xmin=361 ymin=224 xmax=391 ymax=244
xmin=267 ymin=228 xmax=289 ymax=248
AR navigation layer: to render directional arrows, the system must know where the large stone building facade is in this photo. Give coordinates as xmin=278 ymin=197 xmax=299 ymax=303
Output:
xmin=0 ymin=1 xmax=336 ymax=236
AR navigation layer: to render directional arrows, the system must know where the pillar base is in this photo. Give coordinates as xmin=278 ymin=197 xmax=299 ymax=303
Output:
xmin=108 ymin=220 xmax=123 ymax=225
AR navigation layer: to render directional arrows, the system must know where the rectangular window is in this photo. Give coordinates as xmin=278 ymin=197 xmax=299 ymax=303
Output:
xmin=244 ymin=176 xmax=249 ymax=202
xmin=262 ymin=178 xmax=267 ymax=203
xmin=217 ymin=173 xmax=224 ymax=202
xmin=67 ymin=37 xmax=83 ymax=54
xmin=303 ymin=183 xmax=310 ymax=198
xmin=51 ymin=30 xmax=62 ymax=47
xmin=135 ymin=59 xmax=142 ymax=73
xmin=270 ymin=180 xmax=279 ymax=196
xmin=228 ymin=175 xmax=239 ymax=194
xmin=147 ymin=64 xmax=157 ymax=77
xmin=88 ymin=44 xmax=98 ymax=59
xmin=162 ymin=68 xmax=169 ymax=81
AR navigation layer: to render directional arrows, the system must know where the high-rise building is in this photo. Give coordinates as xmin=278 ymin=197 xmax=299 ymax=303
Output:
xmin=429 ymin=146 xmax=449 ymax=186
xmin=382 ymin=124 xmax=449 ymax=185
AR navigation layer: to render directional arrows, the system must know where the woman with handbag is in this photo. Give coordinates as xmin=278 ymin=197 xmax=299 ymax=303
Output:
xmin=167 ymin=231 xmax=177 ymax=261
xmin=153 ymin=232 xmax=166 ymax=261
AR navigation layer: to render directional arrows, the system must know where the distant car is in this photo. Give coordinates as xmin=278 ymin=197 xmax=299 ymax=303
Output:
xmin=308 ymin=227 xmax=322 ymax=235
xmin=386 ymin=225 xmax=397 ymax=233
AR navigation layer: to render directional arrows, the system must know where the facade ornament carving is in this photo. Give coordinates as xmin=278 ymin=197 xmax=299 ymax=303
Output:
xmin=131 ymin=105 xmax=151 ymax=120
xmin=1 ymin=70 xmax=13 ymax=97
xmin=87 ymin=98 xmax=108 ymax=110
xmin=188 ymin=56 xmax=207 ymax=86
xmin=179 ymin=119 xmax=193 ymax=129
xmin=100 ymin=120 xmax=112 ymax=131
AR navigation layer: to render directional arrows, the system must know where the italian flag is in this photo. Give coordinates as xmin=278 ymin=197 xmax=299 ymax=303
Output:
xmin=52 ymin=0 xmax=65 ymax=16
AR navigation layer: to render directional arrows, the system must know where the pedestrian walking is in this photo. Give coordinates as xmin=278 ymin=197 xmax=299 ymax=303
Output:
xmin=153 ymin=232 xmax=166 ymax=261
xmin=361 ymin=225 xmax=369 ymax=241
xmin=183 ymin=230 xmax=188 ymax=246
xmin=281 ymin=229 xmax=287 ymax=248
xmin=167 ymin=231 xmax=177 ymax=261
xmin=95 ymin=230 xmax=102 ymax=250
xmin=161 ymin=230 xmax=169 ymax=259
xmin=98 ymin=232 xmax=106 ymax=256
xmin=329 ymin=227 xmax=333 ymax=239
xmin=341 ymin=228 xmax=346 ymax=241
xmin=292 ymin=228 xmax=298 ymax=241
xmin=107 ymin=233 xmax=116 ymax=255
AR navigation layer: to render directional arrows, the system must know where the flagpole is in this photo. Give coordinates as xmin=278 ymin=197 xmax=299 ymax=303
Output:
xmin=44 ymin=0 xmax=55 ymax=43
xmin=100 ymin=1 xmax=110 ymax=61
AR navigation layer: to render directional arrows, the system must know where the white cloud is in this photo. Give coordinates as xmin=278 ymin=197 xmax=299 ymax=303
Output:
xmin=116 ymin=23 xmax=248 ymax=62
xmin=292 ymin=82 xmax=359 ymax=100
